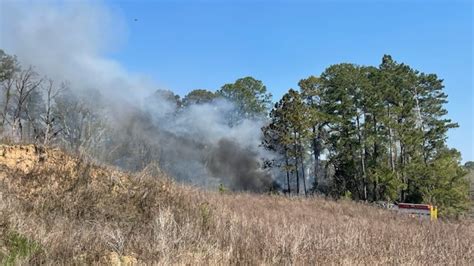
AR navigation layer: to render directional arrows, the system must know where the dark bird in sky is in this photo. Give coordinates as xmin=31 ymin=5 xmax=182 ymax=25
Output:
xmin=134 ymin=18 xmax=138 ymax=22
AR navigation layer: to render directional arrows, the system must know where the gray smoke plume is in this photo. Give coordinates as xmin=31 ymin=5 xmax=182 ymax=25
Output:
xmin=208 ymin=138 xmax=273 ymax=192
xmin=0 ymin=0 xmax=275 ymax=191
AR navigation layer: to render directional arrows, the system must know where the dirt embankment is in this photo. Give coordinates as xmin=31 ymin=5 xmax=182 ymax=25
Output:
xmin=0 ymin=144 xmax=136 ymax=200
xmin=0 ymin=145 xmax=46 ymax=174
xmin=0 ymin=145 xmax=178 ymax=264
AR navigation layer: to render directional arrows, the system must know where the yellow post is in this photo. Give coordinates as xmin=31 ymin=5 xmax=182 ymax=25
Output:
xmin=430 ymin=206 xmax=438 ymax=221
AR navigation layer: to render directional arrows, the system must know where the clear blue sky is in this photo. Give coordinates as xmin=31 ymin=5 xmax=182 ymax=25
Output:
xmin=105 ymin=0 xmax=473 ymax=162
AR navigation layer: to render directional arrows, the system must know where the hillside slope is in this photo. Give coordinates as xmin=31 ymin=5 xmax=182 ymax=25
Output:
xmin=0 ymin=145 xmax=473 ymax=264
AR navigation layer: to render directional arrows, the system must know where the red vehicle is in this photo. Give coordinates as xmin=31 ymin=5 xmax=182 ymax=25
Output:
xmin=396 ymin=203 xmax=438 ymax=220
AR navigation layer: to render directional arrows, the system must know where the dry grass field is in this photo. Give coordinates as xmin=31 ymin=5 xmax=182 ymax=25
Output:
xmin=0 ymin=145 xmax=473 ymax=264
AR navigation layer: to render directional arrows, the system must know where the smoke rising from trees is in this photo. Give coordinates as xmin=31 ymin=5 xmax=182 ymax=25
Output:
xmin=1 ymin=1 xmax=470 ymax=215
xmin=0 ymin=0 xmax=274 ymax=191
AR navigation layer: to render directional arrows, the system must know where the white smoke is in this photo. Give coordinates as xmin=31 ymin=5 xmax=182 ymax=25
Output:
xmin=166 ymin=100 xmax=263 ymax=148
xmin=0 ymin=0 xmax=275 ymax=191
xmin=0 ymin=0 xmax=151 ymax=101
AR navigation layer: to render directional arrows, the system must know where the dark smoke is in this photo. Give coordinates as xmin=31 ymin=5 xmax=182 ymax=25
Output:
xmin=207 ymin=139 xmax=273 ymax=192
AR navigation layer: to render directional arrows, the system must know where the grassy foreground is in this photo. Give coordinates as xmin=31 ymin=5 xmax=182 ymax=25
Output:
xmin=0 ymin=145 xmax=473 ymax=264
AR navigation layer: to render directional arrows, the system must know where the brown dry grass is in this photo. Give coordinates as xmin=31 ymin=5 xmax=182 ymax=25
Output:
xmin=0 ymin=144 xmax=473 ymax=265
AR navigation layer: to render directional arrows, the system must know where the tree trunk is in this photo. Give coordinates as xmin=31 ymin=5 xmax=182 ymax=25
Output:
xmin=43 ymin=85 xmax=52 ymax=145
xmin=356 ymin=114 xmax=367 ymax=200
xmin=293 ymin=131 xmax=299 ymax=195
xmin=372 ymin=114 xmax=378 ymax=201
xmin=387 ymin=104 xmax=396 ymax=172
xmin=311 ymin=125 xmax=321 ymax=192
xmin=12 ymin=103 xmax=23 ymax=142
xmin=295 ymin=156 xmax=300 ymax=195
xmin=284 ymin=148 xmax=291 ymax=194
xmin=300 ymin=138 xmax=307 ymax=196
xmin=400 ymin=142 xmax=408 ymax=202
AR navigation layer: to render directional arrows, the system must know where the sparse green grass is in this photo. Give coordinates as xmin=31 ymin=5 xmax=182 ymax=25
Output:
xmin=1 ymin=231 xmax=42 ymax=265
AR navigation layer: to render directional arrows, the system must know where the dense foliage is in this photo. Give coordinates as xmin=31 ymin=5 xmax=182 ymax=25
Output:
xmin=262 ymin=55 xmax=470 ymax=216
xmin=0 ymin=49 xmax=470 ymax=216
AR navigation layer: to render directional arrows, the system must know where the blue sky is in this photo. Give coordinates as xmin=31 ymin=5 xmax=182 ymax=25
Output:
xmin=105 ymin=0 xmax=472 ymax=162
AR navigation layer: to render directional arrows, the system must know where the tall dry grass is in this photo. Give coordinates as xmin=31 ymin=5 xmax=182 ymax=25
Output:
xmin=0 ymin=145 xmax=473 ymax=264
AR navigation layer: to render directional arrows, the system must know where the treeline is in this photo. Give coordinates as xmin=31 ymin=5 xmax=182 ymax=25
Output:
xmin=262 ymin=55 xmax=470 ymax=216
xmin=0 ymin=49 xmax=470 ymax=216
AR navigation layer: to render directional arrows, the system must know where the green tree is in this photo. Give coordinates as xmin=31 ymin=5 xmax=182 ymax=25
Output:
xmin=464 ymin=161 xmax=474 ymax=170
xmin=411 ymin=149 xmax=470 ymax=217
xmin=182 ymin=89 xmax=218 ymax=106
xmin=263 ymin=89 xmax=309 ymax=195
xmin=260 ymin=54 xmax=468 ymax=215
xmin=299 ymin=76 xmax=326 ymax=192
xmin=375 ymin=55 xmax=460 ymax=204
xmin=218 ymin=76 xmax=272 ymax=123
xmin=464 ymin=162 xmax=474 ymax=205
xmin=262 ymin=97 xmax=294 ymax=193
xmin=317 ymin=63 xmax=372 ymax=200
xmin=284 ymin=89 xmax=310 ymax=195
xmin=415 ymin=73 xmax=458 ymax=163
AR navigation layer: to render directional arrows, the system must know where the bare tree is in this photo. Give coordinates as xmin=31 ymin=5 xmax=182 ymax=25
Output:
xmin=11 ymin=66 xmax=43 ymax=141
xmin=40 ymin=79 xmax=66 ymax=145
xmin=54 ymin=89 xmax=106 ymax=154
